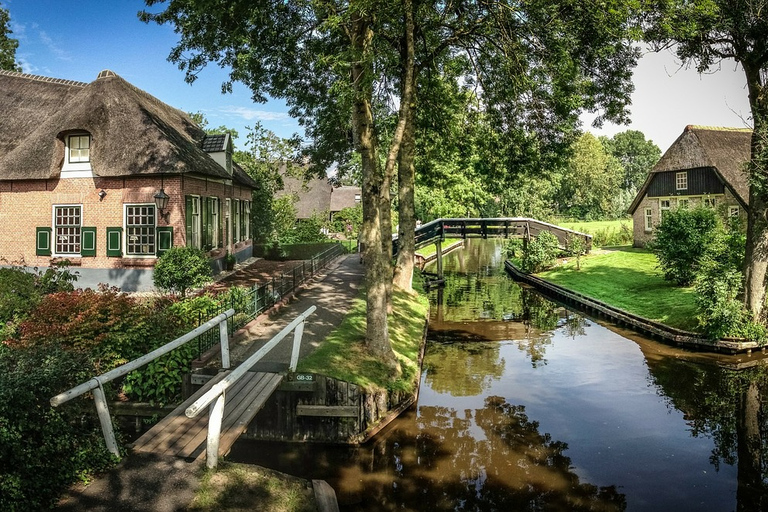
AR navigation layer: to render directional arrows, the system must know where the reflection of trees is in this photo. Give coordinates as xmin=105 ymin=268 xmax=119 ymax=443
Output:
xmin=644 ymin=356 xmax=768 ymax=511
xmin=356 ymin=396 xmax=626 ymax=511
xmin=424 ymin=342 xmax=505 ymax=396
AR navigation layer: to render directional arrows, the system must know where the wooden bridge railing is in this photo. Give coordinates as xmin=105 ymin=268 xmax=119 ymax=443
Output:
xmin=394 ymin=217 xmax=592 ymax=257
xmin=185 ymin=305 xmax=316 ymax=468
xmin=50 ymin=309 xmax=236 ymax=458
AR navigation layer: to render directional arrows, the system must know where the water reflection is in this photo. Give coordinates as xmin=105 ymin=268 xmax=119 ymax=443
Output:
xmin=230 ymin=240 xmax=768 ymax=511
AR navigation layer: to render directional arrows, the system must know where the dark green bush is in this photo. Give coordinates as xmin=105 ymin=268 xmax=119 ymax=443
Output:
xmin=521 ymin=231 xmax=560 ymax=273
xmin=0 ymin=268 xmax=40 ymax=325
xmin=651 ymin=207 xmax=719 ymax=286
xmin=0 ymin=345 xmax=116 ymax=511
xmin=153 ymin=246 xmax=213 ymax=297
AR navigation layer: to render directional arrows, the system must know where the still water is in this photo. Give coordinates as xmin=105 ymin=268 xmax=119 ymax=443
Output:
xmin=231 ymin=240 xmax=768 ymax=511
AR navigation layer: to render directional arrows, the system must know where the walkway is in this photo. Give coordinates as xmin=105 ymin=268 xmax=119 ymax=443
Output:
xmin=57 ymin=253 xmax=364 ymax=511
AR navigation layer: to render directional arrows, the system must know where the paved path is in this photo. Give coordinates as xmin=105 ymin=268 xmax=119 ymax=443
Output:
xmin=57 ymin=254 xmax=364 ymax=511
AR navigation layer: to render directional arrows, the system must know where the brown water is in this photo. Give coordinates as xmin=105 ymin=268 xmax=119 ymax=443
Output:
xmin=230 ymin=240 xmax=768 ymax=511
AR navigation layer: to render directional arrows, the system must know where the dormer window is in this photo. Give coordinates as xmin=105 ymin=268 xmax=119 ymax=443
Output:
xmin=68 ymin=134 xmax=90 ymax=163
xmin=675 ymin=171 xmax=687 ymax=191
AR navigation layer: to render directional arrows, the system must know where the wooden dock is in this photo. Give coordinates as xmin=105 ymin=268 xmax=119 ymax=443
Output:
xmin=132 ymin=370 xmax=283 ymax=461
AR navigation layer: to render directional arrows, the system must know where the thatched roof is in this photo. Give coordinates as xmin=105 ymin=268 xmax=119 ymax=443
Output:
xmin=0 ymin=69 xmax=255 ymax=188
xmin=628 ymin=125 xmax=752 ymax=213
xmin=330 ymin=186 xmax=361 ymax=212
xmin=278 ymin=175 xmax=332 ymax=219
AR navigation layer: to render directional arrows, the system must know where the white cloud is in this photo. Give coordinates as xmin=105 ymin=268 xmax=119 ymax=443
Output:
xmin=219 ymin=106 xmax=292 ymax=122
xmin=38 ymin=29 xmax=71 ymax=62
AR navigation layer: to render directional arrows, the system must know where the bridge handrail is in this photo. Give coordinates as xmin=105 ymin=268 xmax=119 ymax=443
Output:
xmin=50 ymin=309 xmax=236 ymax=458
xmin=185 ymin=305 xmax=316 ymax=468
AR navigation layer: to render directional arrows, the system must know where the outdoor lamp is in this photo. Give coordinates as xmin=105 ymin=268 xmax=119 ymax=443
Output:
xmin=154 ymin=188 xmax=170 ymax=211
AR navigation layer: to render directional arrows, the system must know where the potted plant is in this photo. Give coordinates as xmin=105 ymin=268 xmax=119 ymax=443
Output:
xmin=224 ymin=252 xmax=236 ymax=271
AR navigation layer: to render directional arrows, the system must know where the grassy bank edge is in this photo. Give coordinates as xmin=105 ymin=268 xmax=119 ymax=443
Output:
xmin=535 ymin=247 xmax=700 ymax=332
xmin=296 ymin=279 xmax=429 ymax=394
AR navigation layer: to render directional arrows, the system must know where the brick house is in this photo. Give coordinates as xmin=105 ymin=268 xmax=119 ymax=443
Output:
xmin=0 ymin=69 xmax=257 ymax=291
xmin=628 ymin=125 xmax=751 ymax=247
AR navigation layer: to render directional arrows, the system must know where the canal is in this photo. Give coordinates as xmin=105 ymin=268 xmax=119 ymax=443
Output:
xmin=230 ymin=239 xmax=768 ymax=511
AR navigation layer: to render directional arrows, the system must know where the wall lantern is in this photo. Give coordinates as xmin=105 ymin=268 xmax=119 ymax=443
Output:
xmin=98 ymin=189 xmax=107 ymax=201
xmin=153 ymin=188 xmax=170 ymax=211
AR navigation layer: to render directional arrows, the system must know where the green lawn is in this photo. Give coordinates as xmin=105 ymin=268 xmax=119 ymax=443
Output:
xmin=556 ymin=219 xmax=631 ymax=233
xmin=538 ymin=247 xmax=700 ymax=331
xmin=297 ymin=284 xmax=429 ymax=393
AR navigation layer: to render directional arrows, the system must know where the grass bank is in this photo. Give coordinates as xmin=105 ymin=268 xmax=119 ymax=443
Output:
xmin=297 ymin=283 xmax=429 ymax=394
xmin=189 ymin=462 xmax=316 ymax=512
xmin=538 ymin=247 xmax=699 ymax=331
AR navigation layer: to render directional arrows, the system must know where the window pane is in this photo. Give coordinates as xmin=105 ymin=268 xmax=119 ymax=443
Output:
xmin=55 ymin=205 xmax=81 ymax=254
xmin=126 ymin=205 xmax=156 ymax=255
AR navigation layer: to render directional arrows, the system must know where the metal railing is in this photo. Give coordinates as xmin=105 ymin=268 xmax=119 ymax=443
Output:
xmin=50 ymin=309 xmax=236 ymax=458
xmin=193 ymin=243 xmax=345 ymax=359
xmin=186 ymin=305 xmax=316 ymax=469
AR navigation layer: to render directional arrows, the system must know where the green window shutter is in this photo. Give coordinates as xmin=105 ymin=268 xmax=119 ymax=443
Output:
xmin=81 ymin=227 xmax=97 ymax=256
xmin=185 ymin=195 xmax=193 ymax=246
xmin=203 ymin=197 xmax=211 ymax=249
xmin=157 ymin=227 xmax=173 ymax=255
xmin=106 ymin=227 xmax=122 ymax=257
xmin=218 ymin=199 xmax=223 ymax=247
xmin=36 ymin=227 xmax=52 ymax=256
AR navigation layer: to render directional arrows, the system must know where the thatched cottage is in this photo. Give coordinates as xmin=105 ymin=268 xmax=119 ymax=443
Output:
xmin=628 ymin=125 xmax=751 ymax=247
xmin=277 ymin=174 xmax=361 ymax=221
xmin=0 ymin=69 xmax=257 ymax=291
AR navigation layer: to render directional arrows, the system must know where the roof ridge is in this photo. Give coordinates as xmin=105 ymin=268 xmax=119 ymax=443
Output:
xmin=686 ymin=124 xmax=752 ymax=133
xmin=0 ymin=69 xmax=87 ymax=87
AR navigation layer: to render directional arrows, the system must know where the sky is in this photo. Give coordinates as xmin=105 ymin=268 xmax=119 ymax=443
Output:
xmin=3 ymin=0 xmax=754 ymax=154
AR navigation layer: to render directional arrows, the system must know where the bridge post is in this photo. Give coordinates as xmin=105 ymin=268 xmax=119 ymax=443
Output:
xmin=92 ymin=382 xmax=120 ymax=458
xmin=435 ymin=240 xmax=443 ymax=279
xmin=206 ymin=393 xmax=225 ymax=469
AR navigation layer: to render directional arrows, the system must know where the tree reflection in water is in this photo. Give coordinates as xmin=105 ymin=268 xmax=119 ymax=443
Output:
xmin=354 ymin=395 xmax=625 ymax=511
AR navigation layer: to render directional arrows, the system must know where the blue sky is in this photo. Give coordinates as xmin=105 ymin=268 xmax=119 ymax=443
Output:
xmin=4 ymin=0 xmax=752 ymax=153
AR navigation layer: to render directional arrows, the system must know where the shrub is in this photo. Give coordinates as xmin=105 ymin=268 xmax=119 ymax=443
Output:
xmin=153 ymin=246 xmax=213 ymax=297
xmin=0 ymin=344 xmax=116 ymax=511
xmin=566 ymin=234 xmax=588 ymax=270
xmin=0 ymin=268 xmax=40 ymax=326
xmin=521 ymin=231 xmax=560 ymax=273
xmin=651 ymin=206 xmax=719 ymax=286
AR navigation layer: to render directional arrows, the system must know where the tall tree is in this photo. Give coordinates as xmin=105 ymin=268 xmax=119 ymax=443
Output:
xmin=644 ymin=0 xmax=768 ymax=320
xmin=141 ymin=0 xmax=640 ymax=366
xmin=601 ymin=129 xmax=661 ymax=193
xmin=0 ymin=4 xmax=21 ymax=72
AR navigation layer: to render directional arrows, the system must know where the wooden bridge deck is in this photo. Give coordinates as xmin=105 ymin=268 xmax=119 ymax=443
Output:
xmin=132 ymin=370 xmax=283 ymax=461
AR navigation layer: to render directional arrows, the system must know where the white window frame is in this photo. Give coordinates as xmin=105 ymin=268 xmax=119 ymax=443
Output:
xmin=68 ymin=134 xmax=90 ymax=163
xmin=644 ymin=207 xmax=653 ymax=232
xmin=52 ymin=204 xmax=82 ymax=257
xmin=675 ymin=171 xmax=688 ymax=191
xmin=124 ymin=203 xmax=157 ymax=257
xmin=243 ymin=201 xmax=251 ymax=240
xmin=703 ymin=197 xmax=717 ymax=208
xmin=678 ymin=198 xmax=689 ymax=209
xmin=61 ymin=133 xmax=94 ymax=177
xmin=730 ymin=205 xmax=740 ymax=217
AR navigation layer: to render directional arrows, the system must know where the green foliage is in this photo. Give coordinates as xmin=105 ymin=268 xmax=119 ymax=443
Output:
xmin=566 ymin=234 xmax=587 ymax=270
xmin=0 ymin=268 xmax=39 ymax=327
xmin=153 ymin=246 xmax=213 ymax=297
xmin=556 ymin=133 xmax=624 ymax=220
xmin=694 ymin=220 xmax=765 ymax=341
xmin=278 ymin=214 xmax=330 ymax=245
xmin=651 ymin=206 xmax=719 ymax=286
xmin=330 ymin=204 xmax=363 ymax=237
xmin=0 ymin=345 xmax=116 ymax=511
xmin=0 ymin=5 xmax=21 ymax=72
xmin=600 ymin=130 xmax=661 ymax=192
xmin=122 ymin=342 xmax=197 ymax=404
xmin=521 ymin=232 xmax=560 ymax=274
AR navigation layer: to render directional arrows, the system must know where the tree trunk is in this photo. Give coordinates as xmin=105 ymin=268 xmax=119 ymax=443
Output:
xmin=349 ymin=11 xmax=398 ymax=370
xmin=391 ymin=0 xmax=417 ymax=292
xmin=742 ymin=65 xmax=768 ymax=321
xmin=394 ymin=113 xmax=416 ymax=291
xmin=736 ymin=379 xmax=765 ymax=511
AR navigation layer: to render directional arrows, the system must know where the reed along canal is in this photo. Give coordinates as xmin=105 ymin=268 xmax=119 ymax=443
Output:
xmin=230 ymin=240 xmax=768 ymax=511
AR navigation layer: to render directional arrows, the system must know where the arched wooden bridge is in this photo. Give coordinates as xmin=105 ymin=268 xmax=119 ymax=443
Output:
xmin=393 ymin=217 xmax=592 ymax=280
